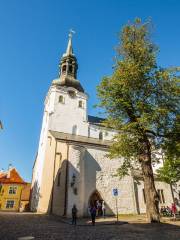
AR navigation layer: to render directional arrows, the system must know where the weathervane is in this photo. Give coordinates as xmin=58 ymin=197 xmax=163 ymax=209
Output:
xmin=69 ymin=29 xmax=76 ymax=39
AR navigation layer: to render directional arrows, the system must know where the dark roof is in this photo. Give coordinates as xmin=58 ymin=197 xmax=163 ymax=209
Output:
xmin=49 ymin=130 xmax=112 ymax=147
xmin=88 ymin=115 xmax=105 ymax=125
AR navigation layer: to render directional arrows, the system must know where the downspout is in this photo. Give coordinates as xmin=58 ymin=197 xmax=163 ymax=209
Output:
xmin=63 ymin=143 xmax=69 ymax=216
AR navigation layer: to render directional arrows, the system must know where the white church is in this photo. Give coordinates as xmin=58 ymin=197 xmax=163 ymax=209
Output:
xmin=31 ymin=33 xmax=177 ymax=217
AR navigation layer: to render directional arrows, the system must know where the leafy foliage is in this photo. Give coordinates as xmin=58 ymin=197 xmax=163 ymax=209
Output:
xmin=97 ymin=18 xmax=180 ymax=178
xmin=157 ymin=116 xmax=180 ymax=183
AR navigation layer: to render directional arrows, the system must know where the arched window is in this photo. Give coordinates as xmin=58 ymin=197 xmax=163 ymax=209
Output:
xmin=59 ymin=95 xmax=64 ymax=103
xmin=99 ymin=132 xmax=103 ymax=140
xmin=78 ymin=100 xmax=83 ymax=108
xmin=62 ymin=65 xmax=66 ymax=73
xmin=69 ymin=65 xmax=73 ymax=73
xmin=72 ymin=125 xmax=78 ymax=135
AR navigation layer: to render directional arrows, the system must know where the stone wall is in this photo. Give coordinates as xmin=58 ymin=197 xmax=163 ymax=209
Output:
xmin=66 ymin=144 xmax=138 ymax=217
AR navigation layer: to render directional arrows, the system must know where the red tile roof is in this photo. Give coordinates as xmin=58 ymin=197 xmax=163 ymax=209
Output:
xmin=0 ymin=168 xmax=26 ymax=184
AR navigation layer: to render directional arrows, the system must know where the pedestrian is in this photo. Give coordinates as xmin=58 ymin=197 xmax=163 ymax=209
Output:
xmin=72 ymin=204 xmax=78 ymax=225
xmin=171 ymin=203 xmax=177 ymax=220
xmin=90 ymin=205 xmax=97 ymax=226
xmin=102 ymin=201 xmax=106 ymax=218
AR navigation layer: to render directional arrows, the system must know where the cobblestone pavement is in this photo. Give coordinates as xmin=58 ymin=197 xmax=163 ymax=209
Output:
xmin=0 ymin=212 xmax=180 ymax=240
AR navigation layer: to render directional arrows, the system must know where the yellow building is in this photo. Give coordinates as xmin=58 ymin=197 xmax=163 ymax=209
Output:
xmin=0 ymin=168 xmax=29 ymax=211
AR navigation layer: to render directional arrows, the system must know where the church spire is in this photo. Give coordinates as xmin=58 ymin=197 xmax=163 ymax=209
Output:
xmin=55 ymin=30 xmax=84 ymax=93
xmin=64 ymin=30 xmax=74 ymax=56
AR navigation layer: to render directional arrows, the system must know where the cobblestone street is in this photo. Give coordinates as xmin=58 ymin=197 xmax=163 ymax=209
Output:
xmin=0 ymin=212 xmax=180 ymax=240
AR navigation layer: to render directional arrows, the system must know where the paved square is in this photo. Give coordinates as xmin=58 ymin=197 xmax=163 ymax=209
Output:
xmin=0 ymin=212 xmax=180 ymax=240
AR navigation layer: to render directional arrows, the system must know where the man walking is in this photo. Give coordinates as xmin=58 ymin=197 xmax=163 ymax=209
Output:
xmin=72 ymin=204 xmax=78 ymax=225
xmin=90 ymin=205 xmax=97 ymax=226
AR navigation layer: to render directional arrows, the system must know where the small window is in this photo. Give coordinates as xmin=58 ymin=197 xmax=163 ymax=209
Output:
xmin=59 ymin=95 xmax=64 ymax=103
xmin=69 ymin=65 xmax=73 ymax=73
xmin=62 ymin=65 xmax=66 ymax=73
xmin=78 ymin=100 xmax=83 ymax=108
xmin=99 ymin=132 xmax=103 ymax=140
xmin=6 ymin=200 xmax=15 ymax=209
xmin=9 ymin=186 xmax=17 ymax=195
xmin=57 ymin=172 xmax=61 ymax=187
xmin=68 ymin=90 xmax=76 ymax=98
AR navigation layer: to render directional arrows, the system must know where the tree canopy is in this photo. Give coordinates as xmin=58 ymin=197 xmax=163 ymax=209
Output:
xmin=97 ymin=18 xmax=180 ymax=177
xmin=97 ymin=18 xmax=180 ymax=222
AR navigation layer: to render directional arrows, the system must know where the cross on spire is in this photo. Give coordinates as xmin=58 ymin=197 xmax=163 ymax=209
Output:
xmin=69 ymin=29 xmax=75 ymax=39
xmin=65 ymin=29 xmax=75 ymax=56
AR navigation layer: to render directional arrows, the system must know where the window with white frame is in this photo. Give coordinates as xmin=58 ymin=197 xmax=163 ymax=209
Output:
xmin=6 ymin=200 xmax=15 ymax=209
xmin=9 ymin=186 xmax=17 ymax=195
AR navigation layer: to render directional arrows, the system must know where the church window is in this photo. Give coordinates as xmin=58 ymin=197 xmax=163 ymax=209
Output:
xmin=99 ymin=132 xmax=103 ymax=140
xmin=78 ymin=100 xmax=83 ymax=108
xmin=68 ymin=90 xmax=76 ymax=98
xmin=62 ymin=65 xmax=66 ymax=73
xmin=57 ymin=172 xmax=61 ymax=187
xmin=69 ymin=65 xmax=73 ymax=73
xmin=142 ymin=189 xmax=146 ymax=204
xmin=157 ymin=189 xmax=165 ymax=203
xmin=59 ymin=95 xmax=64 ymax=103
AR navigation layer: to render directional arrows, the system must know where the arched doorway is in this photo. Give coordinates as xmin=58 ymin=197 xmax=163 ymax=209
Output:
xmin=89 ymin=190 xmax=103 ymax=207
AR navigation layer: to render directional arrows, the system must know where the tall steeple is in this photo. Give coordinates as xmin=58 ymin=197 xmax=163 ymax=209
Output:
xmin=54 ymin=30 xmax=84 ymax=93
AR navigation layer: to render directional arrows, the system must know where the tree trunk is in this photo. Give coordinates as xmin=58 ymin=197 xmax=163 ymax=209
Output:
xmin=140 ymin=139 xmax=160 ymax=223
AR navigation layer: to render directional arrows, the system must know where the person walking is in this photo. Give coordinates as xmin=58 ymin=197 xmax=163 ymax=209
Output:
xmin=72 ymin=204 xmax=78 ymax=225
xmin=90 ymin=205 xmax=97 ymax=226
xmin=171 ymin=203 xmax=177 ymax=220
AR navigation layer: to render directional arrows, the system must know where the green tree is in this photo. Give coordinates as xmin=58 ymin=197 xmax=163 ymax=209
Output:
xmin=157 ymin=116 xmax=180 ymax=183
xmin=97 ymin=18 xmax=180 ymax=223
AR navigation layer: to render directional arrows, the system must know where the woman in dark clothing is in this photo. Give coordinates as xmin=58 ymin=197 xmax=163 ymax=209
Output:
xmin=90 ymin=205 xmax=97 ymax=226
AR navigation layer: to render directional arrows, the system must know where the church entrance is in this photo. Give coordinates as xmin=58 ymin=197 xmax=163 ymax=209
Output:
xmin=88 ymin=190 xmax=104 ymax=216
xmin=89 ymin=190 xmax=103 ymax=207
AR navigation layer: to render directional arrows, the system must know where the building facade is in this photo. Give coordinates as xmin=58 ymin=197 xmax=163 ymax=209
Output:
xmin=31 ymin=34 xmax=177 ymax=217
xmin=0 ymin=167 xmax=30 ymax=211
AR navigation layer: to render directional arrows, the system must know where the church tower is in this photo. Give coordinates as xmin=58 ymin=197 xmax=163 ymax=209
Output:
xmin=47 ymin=31 xmax=88 ymax=136
xmin=31 ymin=32 xmax=89 ymax=213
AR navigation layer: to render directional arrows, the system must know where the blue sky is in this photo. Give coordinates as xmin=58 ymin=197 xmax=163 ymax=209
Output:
xmin=0 ymin=0 xmax=180 ymax=182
